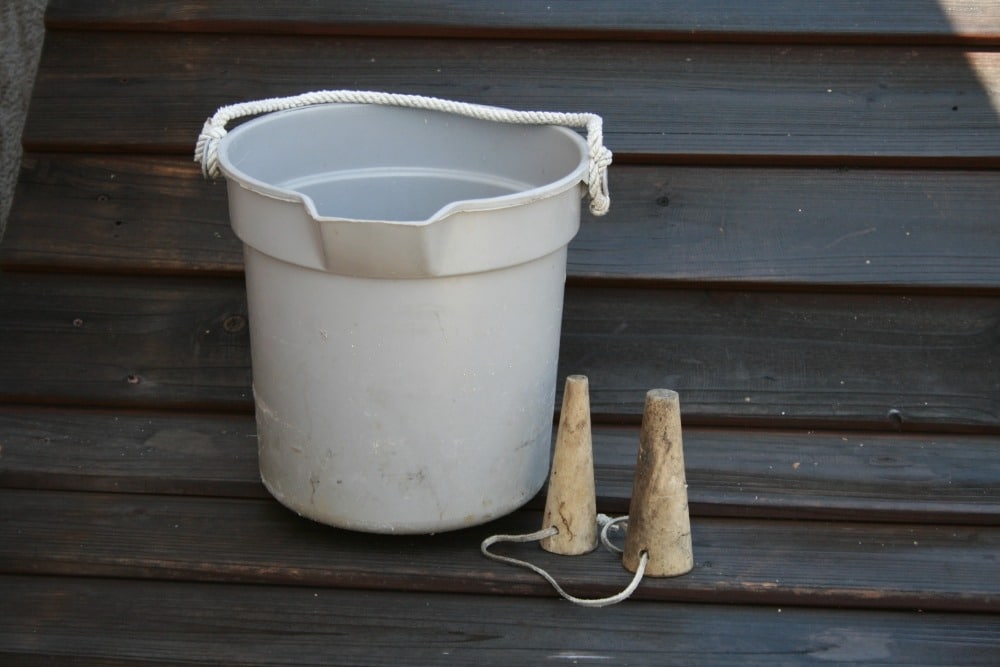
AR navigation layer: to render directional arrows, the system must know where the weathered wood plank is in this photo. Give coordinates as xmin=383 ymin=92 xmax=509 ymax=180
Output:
xmin=2 ymin=409 xmax=996 ymax=524
xmin=576 ymin=166 xmax=1000 ymax=289
xmin=3 ymin=575 xmax=998 ymax=666
xmin=0 ymin=273 xmax=253 ymax=411
xmin=0 ymin=409 xmax=264 ymax=499
xmin=1 ymin=274 xmax=997 ymax=428
xmin=6 ymin=155 xmax=1000 ymax=292
xmin=1 ymin=575 xmax=994 ymax=667
xmin=42 ymin=0 xmax=1000 ymax=45
xmin=560 ymin=287 xmax=1000 ymax=429
xmin=1 ymin=490 xmax=997 ymax=611
xmin=2 ymin=154 xmax=235 ymax=274
xmin=23 ymin=32 xmax=1000 ymax=165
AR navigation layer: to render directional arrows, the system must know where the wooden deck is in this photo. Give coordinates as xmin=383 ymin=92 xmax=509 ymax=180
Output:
xmin=2 ymin=2 xmax=999 ymax=664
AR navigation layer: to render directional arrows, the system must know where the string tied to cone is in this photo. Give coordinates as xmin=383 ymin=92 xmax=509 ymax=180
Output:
xmin=481 ymin=516 xmax=647 ymax=608
xmin=480 ymin=380 xmax=693 ymax=607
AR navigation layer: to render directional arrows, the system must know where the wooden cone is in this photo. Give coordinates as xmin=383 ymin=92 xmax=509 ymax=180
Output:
xmin=540 ymin=375 xmax=598 ymax=555
xmin=622 ymin=389 xmax=694 ymax=576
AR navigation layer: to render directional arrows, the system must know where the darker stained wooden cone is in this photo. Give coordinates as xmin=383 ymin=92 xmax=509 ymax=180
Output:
xmin=623 ymin=389 xmax=694 ymax=576
xmin=540 ymin=375 xmax=598 ymax=555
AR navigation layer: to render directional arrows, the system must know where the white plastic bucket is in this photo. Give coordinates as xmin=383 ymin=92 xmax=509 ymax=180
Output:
xmin=197 ymin=92 xmax=610 ymax=533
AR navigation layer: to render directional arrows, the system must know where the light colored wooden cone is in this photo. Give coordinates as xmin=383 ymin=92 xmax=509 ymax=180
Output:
xmin=623 ymin=389 xmax=694 ymax=576
xmin=540 ymin=375 xmax=598 ymax=555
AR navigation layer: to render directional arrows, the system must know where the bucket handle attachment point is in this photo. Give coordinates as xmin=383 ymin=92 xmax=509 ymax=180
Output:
xmin=194 ymin=90 xmax=612 ymax=216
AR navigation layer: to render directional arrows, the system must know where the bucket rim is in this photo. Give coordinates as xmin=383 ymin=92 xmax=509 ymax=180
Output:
xmin=216 ymin=104 xmax=590 ymax=227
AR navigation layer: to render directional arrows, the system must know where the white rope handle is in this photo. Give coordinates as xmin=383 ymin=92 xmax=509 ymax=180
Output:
xmin=194 ymin=90 xmax=612 ymax=216
xmin=480 ymin=515 xmax=646 ymax=608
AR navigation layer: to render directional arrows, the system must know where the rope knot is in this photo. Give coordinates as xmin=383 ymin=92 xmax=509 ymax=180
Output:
xmin=195 ymin=118 xmax=228 ymax=179
xmin=587 ymin=145 xmax=613 ymax=216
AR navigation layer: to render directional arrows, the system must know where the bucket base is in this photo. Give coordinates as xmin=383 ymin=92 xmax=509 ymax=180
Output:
xmin=256 ymin=390 xmax=550 ymax=534
xmin=246 ymin=247 xmax=565 ymax=534
xmin=260 ymin=467 xmax=544 ymax=535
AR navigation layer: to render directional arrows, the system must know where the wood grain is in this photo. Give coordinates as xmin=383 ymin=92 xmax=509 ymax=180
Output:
xmin=6 ymin=155 xmax=1000 ymax=292
xmin=42 ymin=0 xmax=1000 ymax=45
xmin=23 ymin=32 xmax=1000 ymax=165
xmin=2 ymin=274 xmax=996 ymax=429
xmin=2 ymin=409 xmax=996 ymax=524
xmin=3 ymin=154 xmax=236 ymax=274
xmin=5 ymin=575 xmax=998 ymax=666
xmin=0 ymin=273 xmax=253 ymax=411
xmin=560 ymin=287 xmax=1000 ymax=429
xmin=1 ymin=490 xmax=997 ymax=611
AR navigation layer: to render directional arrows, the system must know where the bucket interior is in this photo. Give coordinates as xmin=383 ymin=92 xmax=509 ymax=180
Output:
xmin=219 ymin=104 xmax=588 ymax=223
xmin=284 ymin=168 xmax=529 ymax=222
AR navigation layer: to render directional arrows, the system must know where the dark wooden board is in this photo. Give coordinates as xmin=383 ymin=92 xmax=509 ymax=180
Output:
xmin=23 ymin=32 xmax=1000 ymax=165
xmin=1 ymin=489 xmax=997 ymax=611
xmin=2 ymin=273 xmax=997 ymax=428
xmin=3 ymin=409 xmax=997 ymax=524
xmin=560 ymin=287 xmax=1000 ymax=429
xmin=6 ymin=155 xmax=1000 ymax=292
xmin=0 ymin=409 xmax=265 ymax=499
xmin=3 ymin=154 xmax=237 ymax=275
xmin=4 ymin=575 xmax=999 ymax=666
xmin=0 ymin=273 xmax=253 ymax=411
xmin=42 ymin=0 xmax=1000 ymax=45
xmin=4 ymin=574 xmax=998 ymax=667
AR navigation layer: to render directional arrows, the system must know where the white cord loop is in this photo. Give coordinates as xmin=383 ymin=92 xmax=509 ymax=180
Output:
xmin=194 ymin=90 xmax=612 ymax=216
xmin=480 ymin=515 xmax=646 ymax=608
xmin=598 ymin=513 xmax=629 ymax=554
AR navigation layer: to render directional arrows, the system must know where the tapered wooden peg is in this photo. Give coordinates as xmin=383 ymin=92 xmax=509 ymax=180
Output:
xmin=623 ymin=389 xmax=694 ymax=576
xmin=540 ymin=375 xmax=598 ymax=555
